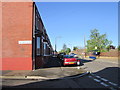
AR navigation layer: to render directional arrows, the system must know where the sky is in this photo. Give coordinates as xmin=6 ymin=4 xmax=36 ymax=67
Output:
xmin=35 ymin=2 xmax=118 ymax=51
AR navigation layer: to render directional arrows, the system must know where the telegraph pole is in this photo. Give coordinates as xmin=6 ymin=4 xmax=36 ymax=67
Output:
xmin=84 ymin=35 xmax=86 ymax=58
xmin=54 ymin=36 xmax=61 ymax=54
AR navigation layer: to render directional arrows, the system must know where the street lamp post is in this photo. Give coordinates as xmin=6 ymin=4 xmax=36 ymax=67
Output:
xmin=55 ymin=38 xmax=57 ymax=52
xmin=84 ymin=35 xmax=87 ymax=58
xmin=55 ymin=36 xmax=61 ymax=54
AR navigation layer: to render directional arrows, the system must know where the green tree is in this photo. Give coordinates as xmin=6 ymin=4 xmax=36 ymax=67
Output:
xmin=59 ymin=49 xmax=65 ymax=53
xmin=118 ymin=45 xmax=120 ymax=51
xmin=86 ymin=29 xmax=112 ymax=52
xmin=59 ymin=44 xmax=67 ymax=54
xmin=106 ymin=45 xmax=111 ymax=51
xmin=66 ymin=48 xmax=71 ymax=55
xmin=73 ymin=46 xmax=78 ymax=51
xmin=59 ymin=44 xmax=71 ymax=54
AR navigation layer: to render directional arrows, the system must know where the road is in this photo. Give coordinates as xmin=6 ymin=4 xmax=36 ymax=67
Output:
xmin=2 ymin=57 xmax=120 ymax=89
xmin=81 ymin=58 xmax=119 ymax=85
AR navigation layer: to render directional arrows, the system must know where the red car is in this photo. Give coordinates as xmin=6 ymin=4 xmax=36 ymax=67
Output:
xmin=62 ymin=55 xmax=81 ymax=66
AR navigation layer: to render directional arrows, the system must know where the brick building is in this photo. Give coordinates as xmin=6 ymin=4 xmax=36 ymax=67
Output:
xmin=1 ymin=1 xmax=53 ymax=70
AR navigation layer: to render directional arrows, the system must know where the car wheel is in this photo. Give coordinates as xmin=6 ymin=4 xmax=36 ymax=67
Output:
xmin=77 ymin=61 xmax=80 ymax=66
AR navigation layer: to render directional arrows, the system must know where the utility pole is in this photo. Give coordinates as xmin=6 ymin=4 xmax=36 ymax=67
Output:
xmin=84 ymin=35 xmax=86 ymax=58
xmin=84 ymin=35 xmax=86 ymax=49
xmin=55 ymin=36 xmax=61 ymax=54
xmin=55 ymin=38 xmax=57 ymax=53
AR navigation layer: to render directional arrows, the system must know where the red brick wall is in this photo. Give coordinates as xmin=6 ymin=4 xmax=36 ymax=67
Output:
xmin=86 ymin=49 xmax=119 ymax=57
xmin=1 ymin=2 xmax=33 ymax=70
xmin=100 ymin=49 xmax=119 ymax=57
xmin=0 ymin=2 xmax=2 ymax=70
xmin=71 ymin=49 xmax=119 ymax=57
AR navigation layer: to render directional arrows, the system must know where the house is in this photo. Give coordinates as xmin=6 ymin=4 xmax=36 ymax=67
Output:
xmin=1 ymin=1 xmax=53 ymax=70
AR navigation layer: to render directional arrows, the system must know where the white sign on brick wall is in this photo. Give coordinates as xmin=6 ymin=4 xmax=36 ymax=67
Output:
xmin=18 ymin=40 xmax=32 ymax=44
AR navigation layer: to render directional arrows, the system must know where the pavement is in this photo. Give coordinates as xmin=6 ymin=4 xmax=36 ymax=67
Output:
xmin=1 ymin=67 xmax=88 ymax=80
xmin=0 ymin=56 xmax=118 ymax=80
xmin=0 ymin=57 xmax=86 ymax=80
xmin=1 ymin=57 xmax=120 ymax=89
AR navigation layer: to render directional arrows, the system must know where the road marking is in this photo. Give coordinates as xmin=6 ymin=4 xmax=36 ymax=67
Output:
xmin=89 ymin=73 xmax=119 ymax=90
xmin=101 ymin=78 xmax=109 ymax=82
xmin=95 ymin=75 xmax=101 ymax=79
xmin=88 ymin=76 xmax=93 ymax=78
xmin=100 ymin=82 xmax=109 ymax=87
xmin=88 ymin=75 xmax=95 ymax=79
xmin=88 ymin=75 xmax=118 ymax=90
xmin=93 ymin=78 xmax=101 ymax=83
xmin=108 ymin=82 xmax=118 ymax=86
xmin=90 ymin=74 xmax=118 ymax=86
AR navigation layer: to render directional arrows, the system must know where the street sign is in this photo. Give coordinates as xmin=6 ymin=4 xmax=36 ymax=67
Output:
xmin=18 ymin=40 xmax=32 ymax=44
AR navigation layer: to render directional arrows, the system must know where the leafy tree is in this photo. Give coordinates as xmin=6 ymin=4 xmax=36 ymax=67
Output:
xmin=106 ymin=45 xmax=111 ymax=51
xmin=118 ymin=45 xmax=120 ymax=51
xmin=73 ymin=46 xmax=78 ymax=51
xmin=66 ymin=48 xmax=71 ymax=55
xmin=59 ymin=44 xmax=71 ymax=54
xmin=86 ymin=29 xmax=112 ymax=52
xmin=59 ymin=44 xmax=67 ymax=54
xmin=59 ymin=49 xmax=65 ymax=53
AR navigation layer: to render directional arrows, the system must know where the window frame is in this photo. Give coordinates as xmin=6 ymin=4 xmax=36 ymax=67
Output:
xmin=36 ymin=37 xmax=41 ymax=56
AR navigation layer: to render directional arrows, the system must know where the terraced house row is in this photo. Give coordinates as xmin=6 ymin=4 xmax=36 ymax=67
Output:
xmin=1 ymin=1 xmax=54 ymax=70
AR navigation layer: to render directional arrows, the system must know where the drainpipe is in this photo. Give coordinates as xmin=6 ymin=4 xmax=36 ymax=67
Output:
xmin=32 ymin=3 xmax=36 ymax=70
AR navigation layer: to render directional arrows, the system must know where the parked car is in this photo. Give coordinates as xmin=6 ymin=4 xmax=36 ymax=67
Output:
xmin=70 ymin=53 xmax=77 ymax=56
xmin=57 ymin=52 xmax=66 ymax=59
xmin=61 ymin=55 xmax=82 ymax=66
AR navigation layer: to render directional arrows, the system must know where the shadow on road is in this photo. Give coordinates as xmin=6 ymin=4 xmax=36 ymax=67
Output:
xmin=76 ymin=58 xmax=95 ymax=66
xmin=3 ymin=67 xmax=120 ymax=88
xmin=43 ymin=57 xmax=62 ymax=68
xmin=93 ymin=67 xmax=120 ymax=84
xmin=79 ymin=59 xmax=94 ymax=63
xmin=43 ymin=57 xmax=95 ymax=68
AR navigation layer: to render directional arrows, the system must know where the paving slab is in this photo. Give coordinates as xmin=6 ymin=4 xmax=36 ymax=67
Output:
xmin=27 ymin=67 xmax=85 ymax=79
xmin=1 ymin=70 xmax=32 ymax=76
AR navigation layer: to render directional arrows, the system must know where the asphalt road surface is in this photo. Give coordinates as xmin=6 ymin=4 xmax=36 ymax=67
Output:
xmin=2 ymin=57 xmax=120 ymax=89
